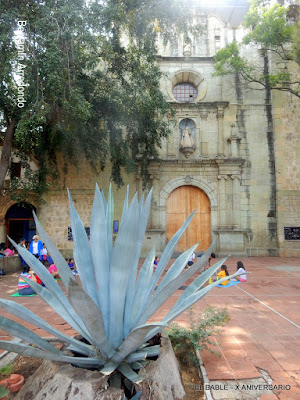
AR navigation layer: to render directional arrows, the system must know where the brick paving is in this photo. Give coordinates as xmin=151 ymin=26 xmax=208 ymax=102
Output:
xmin=0 ymin=256 xmax=300 ymax=399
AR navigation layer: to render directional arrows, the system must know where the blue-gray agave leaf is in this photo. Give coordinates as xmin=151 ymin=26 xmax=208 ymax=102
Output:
xmin=68 ymin=279 xmax=114 ymax=358
xmin=9 ymin=239 xmax=90 ymax=337
xmin=68 ymin=190 xmax=99 ymax=307
xmin=123 ymin=189 xmax=153 ymax=337
xmin=0 ymin=341 xmax=104 ymax=368
xmin=136 ymin=241 xmax=216 ymax=327
xmin=0 ymin=299 xmax=95 ymax=357
xmin=90 ymin=184 xmax=110 ymax=335
xmin=106 ymin=183 xmax=114 ymax=256
xmin=174 ymin=257 xmax=228 ymax=309
xmin=22 ymin=277 xmax=93 ymax=343
xmin=120 ymin=185 xmax=129 ymax=227
xmin=154 ymin=243 xmax=199 ymax=295
xmin=117 ymin=363 xmax=143 ymax=384
xmin=32 ymin=211 xmax=75 ymax=291
xmin=109 ymin=194 xmax=140 ymax=347
xmin=0 ymin=316 xmax=62 ymax=354
xmin=129 ymin=248 xmax=155 ymax=330
xmin=134 ymin=211 xmax=196 ymax=325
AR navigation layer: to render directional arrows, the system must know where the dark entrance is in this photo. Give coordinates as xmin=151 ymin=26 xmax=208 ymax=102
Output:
xmin=5 ymin=203 xmax=36 ymax=246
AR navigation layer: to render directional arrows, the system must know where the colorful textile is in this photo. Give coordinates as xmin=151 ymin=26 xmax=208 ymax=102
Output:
xmin=18 ymin=272 xmax=33 ymax=290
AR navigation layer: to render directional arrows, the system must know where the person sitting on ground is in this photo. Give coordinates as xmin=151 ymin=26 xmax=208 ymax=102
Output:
xmin=234 ymin=261 xmax=247 ymax=282
xmin=48 ymin=264 xmax=61 ymax=279
xmin=186 ymin=252 xmax=195 ymax=269
xmin=216 ymin=264 xmax=229 ymax=286
xmin=18 ymin=265 xmax=37 ymax=295
xmin=3 ymin=246 xmax=14 ymax=256
xmin=29 ymin=235 xmax=43 ymax=258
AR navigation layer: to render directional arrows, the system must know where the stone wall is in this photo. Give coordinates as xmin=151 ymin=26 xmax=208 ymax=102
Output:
xmin=273 ymin=83 xmax=300 ymax=257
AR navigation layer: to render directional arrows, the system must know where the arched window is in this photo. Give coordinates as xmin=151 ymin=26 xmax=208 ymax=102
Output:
xmin=172 ymin=82 xmax=198 ymax=103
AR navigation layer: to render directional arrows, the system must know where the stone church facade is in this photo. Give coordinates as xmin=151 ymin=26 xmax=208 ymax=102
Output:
xmin=1 ymin=1 xmax=300 ymax=257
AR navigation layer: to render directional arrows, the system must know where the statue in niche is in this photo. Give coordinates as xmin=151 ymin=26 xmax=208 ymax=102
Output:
xmin=180 ymin=126 xmax=194 ymax=149
xmin=231 ymin=123 xmax=238 ymax=137
xmin=179 ymin=119 xmax=196 ymax=158
xmin=183 ymin=41 xmax=192 ymax=57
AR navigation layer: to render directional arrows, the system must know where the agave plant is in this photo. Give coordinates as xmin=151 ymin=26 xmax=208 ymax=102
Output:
xmin=0 ymin=185 xmax=240 ymax=384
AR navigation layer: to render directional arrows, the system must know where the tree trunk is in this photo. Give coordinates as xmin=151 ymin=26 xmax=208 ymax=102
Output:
xmin=0 ymin=118 xmax=16 ymax=193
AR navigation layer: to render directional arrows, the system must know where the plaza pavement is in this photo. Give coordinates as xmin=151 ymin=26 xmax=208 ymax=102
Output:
xmin=0 ymin=257 xmax=299 ymax=399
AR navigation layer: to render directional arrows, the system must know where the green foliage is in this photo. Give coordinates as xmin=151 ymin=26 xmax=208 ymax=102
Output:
xmin=0 ymin=0 xmax=202 ymax=198
xmin=168 ymin=306 xmax=230 ymax=366
xmin=0 ymin=186 xmax=243 ymax=384
xmin=0 ymin=364 xmax=13 ymax=377
xmin=244 ymin=1 xmax=293 ymax=48
xmin=0 ymin=386 xmax=9 ymax=398
xmin=213 ymin=0 xmax=300 ymax=98
xmin=0 ymin=364 xmax=13 ymax=398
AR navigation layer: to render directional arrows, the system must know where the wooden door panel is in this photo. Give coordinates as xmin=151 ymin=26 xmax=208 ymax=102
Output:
xmin=166 ymin=185 xmax=210 ymax=253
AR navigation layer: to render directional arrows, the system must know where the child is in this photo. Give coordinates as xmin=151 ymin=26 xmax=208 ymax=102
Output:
xmin=39 ymin=243 xmax=48 ymax=262
xmin=153 ymin=256 xmax=159 ymax=271
xmin=217 ymin=265 xmax=229 ymax=286
xmin=185 ymin=252 xmax=195 ymax=269
xmin=68 ymin=258 xmax=78 ymax=275
xmin=49 ymin=264 xmax=61 ymax=279
xmin=4 ymin=247 xmax=14 ymax=256
xmin=235 ymin=261 xmax=247 ymax=282
xmin=18 ymin=266 xmax=37 ymax=295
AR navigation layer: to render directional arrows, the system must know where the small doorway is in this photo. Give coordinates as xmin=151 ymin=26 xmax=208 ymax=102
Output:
xmin=166 ymin=185 xmax=211 ymax=253
xmin=5 ymin=203 xmax=36 ymax=246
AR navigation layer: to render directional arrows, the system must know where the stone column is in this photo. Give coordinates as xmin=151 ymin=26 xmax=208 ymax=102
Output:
xmin=216 ymin=107 xmax=225 ymax=156
xmin=199 ymin=110 xmax=208 ymax=157
xmin=218 ymin=175 xmax=228 ymax=227
xmin=150 ymin=174 xmax=161 ymax=229
xmin=167 ymin=130 xmax=176 ymax=158
xmin=0 ymin=219 xmax=6 ymax=243
xmin=231 ymin=175 xmax=241 ymax=228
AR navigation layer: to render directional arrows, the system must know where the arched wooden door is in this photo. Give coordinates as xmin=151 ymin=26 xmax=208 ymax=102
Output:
xmin=166 ymin=186 xmax=211 ymax=252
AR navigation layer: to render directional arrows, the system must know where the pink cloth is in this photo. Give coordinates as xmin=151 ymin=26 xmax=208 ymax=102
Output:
xmin=49 ymin=264 xmax=57 ymax=274
xmin=4 ymin=249 xmax=14 ymax=256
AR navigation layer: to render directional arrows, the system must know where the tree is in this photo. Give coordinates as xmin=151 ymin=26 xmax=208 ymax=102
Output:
xmin=213 ymin=0 xmax=300 ymax=98
xmin=0 ymin=0 xmax=198 ymax=201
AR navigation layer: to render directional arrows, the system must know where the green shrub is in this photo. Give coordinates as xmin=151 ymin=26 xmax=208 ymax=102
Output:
xmin=0 ymin=364 xmax=13 ymax=377
xmin=168 ymin=306 xmax=230 ymax=366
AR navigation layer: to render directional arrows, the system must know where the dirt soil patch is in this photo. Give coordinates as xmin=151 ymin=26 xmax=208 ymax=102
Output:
xmin=174 ymin=348 xmax=204 ymax=400
xmin=0 ymin=356 xmax=43 ymax=381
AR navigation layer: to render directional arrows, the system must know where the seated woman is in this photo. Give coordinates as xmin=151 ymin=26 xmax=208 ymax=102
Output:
xmin=4 ymin=247 xmax=14 ymax=256
xmin=18 ymin=266 xmax=37 ymax=295
xmin=49 ymin=264 xmax=61 ymax=279
xmin=217 ymin=265 xmax=229 ymax=286
xmin=234 ymin=261 xmax=247 ymax=282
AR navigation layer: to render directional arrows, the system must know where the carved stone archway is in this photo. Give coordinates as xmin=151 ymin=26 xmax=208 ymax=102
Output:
xmin=158 ymin=176 xmax=218 ymax=250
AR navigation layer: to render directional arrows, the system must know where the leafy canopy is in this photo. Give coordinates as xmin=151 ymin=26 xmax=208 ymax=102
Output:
xmin=0 ymin=0 xmax=199 ymax=201
xmin=213 ymin=0 xmax=300 ymax=98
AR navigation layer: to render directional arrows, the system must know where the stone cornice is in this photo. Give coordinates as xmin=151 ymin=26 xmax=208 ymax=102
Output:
xmin=157 ymin=56 xmax=215 ymax=63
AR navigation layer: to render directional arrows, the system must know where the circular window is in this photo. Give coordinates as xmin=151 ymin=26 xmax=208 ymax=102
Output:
xmin=172 ymin=83 xmax=198 ymax=103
